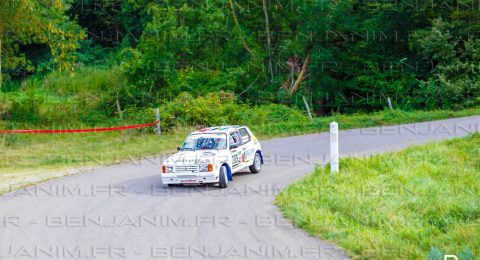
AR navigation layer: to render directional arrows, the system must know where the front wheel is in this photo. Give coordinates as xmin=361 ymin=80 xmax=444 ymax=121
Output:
xmin=218 ymin=166 xmax=228 ymax=188
xmin=249 ymin=152 xmax=262 ymax=173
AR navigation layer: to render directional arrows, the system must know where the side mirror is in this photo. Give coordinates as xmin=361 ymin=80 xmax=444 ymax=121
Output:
xmin=177 ymin=147 xmax=181 ymax=151
xmin=230 ymin=144 xmax=238 ymax=150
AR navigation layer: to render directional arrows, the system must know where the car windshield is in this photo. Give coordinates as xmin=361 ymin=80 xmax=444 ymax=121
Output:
xmin=180 ymin=134 xmax=227 ymax=151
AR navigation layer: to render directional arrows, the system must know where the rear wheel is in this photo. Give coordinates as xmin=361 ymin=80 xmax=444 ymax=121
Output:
xmin=218 ymin=166 xmax=228 ymax=188
xmin=249 ymin=152 xmax=262 ymax=173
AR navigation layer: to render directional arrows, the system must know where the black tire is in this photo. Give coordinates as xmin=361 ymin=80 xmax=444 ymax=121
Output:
xmin=249 ymin=152 xmax=262 ymax=173
xmin=167 ymin=184 xmax=177 ymax=187
xmin=218 ymin=166 xmax=228 ymax=188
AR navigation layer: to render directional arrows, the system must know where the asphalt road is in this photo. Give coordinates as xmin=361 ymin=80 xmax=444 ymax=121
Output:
xmin=0 ymin=116 xmax=479 ymax=260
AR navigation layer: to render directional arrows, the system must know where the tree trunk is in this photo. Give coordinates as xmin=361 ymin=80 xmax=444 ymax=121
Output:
xmin=289 ymin=54 xmax=310 ymax=94
xmin=387 ymin=96 xmax=393 ymax=110
xmin=116 ymin=98 xmax=124 ymax=121
xmin=302 ymin=95 xmax=313 ymax=122
xmin=262 ymin=0 xmax=273 ymax=81
xmin=228 ymin=0 xmax=257 ymax=60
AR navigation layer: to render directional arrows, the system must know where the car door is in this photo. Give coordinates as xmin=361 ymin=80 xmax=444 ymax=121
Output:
xmin=238 ymin=128 xmax=255 ymax=167
xmin=229 ymin=131 xmax=242 ymax=171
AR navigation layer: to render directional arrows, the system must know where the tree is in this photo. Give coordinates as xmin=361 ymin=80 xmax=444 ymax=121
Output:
xmin=0 ymin=0 xmax=84 ymax=91
xmin=68 ymin=0 xmax=143 ymax=48
xmin=120 ymin=0 xmax=479 ymax=111
xmin=412 ymin=18 xmax=480 ymax=108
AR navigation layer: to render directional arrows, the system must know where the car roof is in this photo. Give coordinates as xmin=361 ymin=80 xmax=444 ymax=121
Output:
xmin=191 ymin=125 xmax=247 ymax=135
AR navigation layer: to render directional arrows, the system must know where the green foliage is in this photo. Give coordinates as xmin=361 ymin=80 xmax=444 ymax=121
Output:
xmin=0 ymin=65 xmax=308 ymax=131
xmin=241 ymin=104 xmax=309 ymax=126
xmin=2 ymin=0 xmax=480 ymax=119
xmin=10 ymin=91 xmax=44 ymax=123
xmin=135 ymin=91 xmax=307 ymax=131
xmin=412 ymin=18 xmax=480 ymax=109
xmin=0 ymin=67 xmax=125 ymax=125
xmin=68 ymin=0 xmax=143 ymax=48
xmin=0 ymin=0 xmax=85 ymax=85
xmin=41 ymin=66 xmax=125 ymax=96
xmin=119 ymin=0 xmax=262 ymax=103
xmin=276 ymin=134 xmax=480 ymax=259
xmin=117 ymin=0 xmax=480 ymax=112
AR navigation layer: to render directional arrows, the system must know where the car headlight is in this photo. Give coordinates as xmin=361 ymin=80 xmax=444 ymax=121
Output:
xmin=162 ymin=165 xmax=173 ymax=173
xmin=199 ymin=164 xmax=214 ymax=172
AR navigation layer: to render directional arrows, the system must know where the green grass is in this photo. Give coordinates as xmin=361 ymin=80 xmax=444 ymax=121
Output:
xmin=0 ymin=130 xmax=187 ymax=194
xmin=0 ymin=107 xmax=479 ymax=195
xmin=251 ymin=107 xmax=480 ymax=139
xmin=275 ymin=134 xmax=480 ymax=259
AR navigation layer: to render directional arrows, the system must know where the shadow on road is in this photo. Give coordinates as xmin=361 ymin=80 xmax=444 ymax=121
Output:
xmin=114 ymin=170 xmax=255 ymax=197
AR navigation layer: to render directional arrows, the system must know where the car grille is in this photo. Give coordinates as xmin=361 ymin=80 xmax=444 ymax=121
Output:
xmin=178 ymin=175 xmax=197 ymax=180
xmin=174 ymin=165 xmax=198 ymax=172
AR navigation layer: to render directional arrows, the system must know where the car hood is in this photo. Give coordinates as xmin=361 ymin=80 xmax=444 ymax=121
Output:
xmin=166 ymin=150 xmax=221 ymax=165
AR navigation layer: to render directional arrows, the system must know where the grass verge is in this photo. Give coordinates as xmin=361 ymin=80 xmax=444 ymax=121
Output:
xmin=275 ymin=133 xmax=480 ymax=259
xmin=0 ymin=107 xmax=479 ymax=195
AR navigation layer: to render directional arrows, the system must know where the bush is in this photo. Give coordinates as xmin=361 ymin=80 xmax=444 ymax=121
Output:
xmin=0 ymin=95 xmax=13 ymax=120
xmin=156 ymin=91 xmax=245 ymax=130
xmin=1 ymin=65 xmax=310 ymax=132
xmin=241 ymin=104 xmax=309 ymax=126
xmin=40 ymin=66 xmax=125 ymax=96
xmin=10 ymin=91 xmax=44 ymax=123
xmin=0 ymin=67 xmax=126 ymax=126
xmin=133 ymin=91 xmax=308 ymax=132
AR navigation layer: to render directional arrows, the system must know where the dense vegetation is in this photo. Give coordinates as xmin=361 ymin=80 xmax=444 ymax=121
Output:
xmin=276 ymin=134 xmax=480 ymax=259
xmin=1 ymin=0 xmax=480 ymax=125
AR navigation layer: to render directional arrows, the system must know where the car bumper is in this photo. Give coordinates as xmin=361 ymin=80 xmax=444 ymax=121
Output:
xmin=161 ymin=173 xmax=219 ymax=185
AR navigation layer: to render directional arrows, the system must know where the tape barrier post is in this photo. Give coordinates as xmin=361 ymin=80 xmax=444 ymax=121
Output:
xmin=330 ymin=121 xmax=339 ymax=173
xmin=155 ymin=107 xmax=161 ymax=136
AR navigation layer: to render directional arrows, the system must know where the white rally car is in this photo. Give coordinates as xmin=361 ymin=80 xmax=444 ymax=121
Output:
xmin=161 ymin=126 xmax=263 ymax=188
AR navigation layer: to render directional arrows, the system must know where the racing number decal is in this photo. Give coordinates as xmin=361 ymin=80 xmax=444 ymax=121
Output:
xmin=232 ymin=151 xmax=240 ymax=168
xmin=232 ymin=150 xmax=244 ymax=168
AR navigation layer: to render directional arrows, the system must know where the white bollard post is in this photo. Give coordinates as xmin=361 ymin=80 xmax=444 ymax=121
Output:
xmin=155 ymin=107 xmax=161 ymax=136
xmin=330 ymin=122 xmax=339 ymax=173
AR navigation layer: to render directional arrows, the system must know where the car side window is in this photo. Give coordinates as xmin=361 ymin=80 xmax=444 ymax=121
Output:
xmin=229 ymin=131 xmax=242 ymax=146
xmin=238 ymin=128 xmax=251 ymax=143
